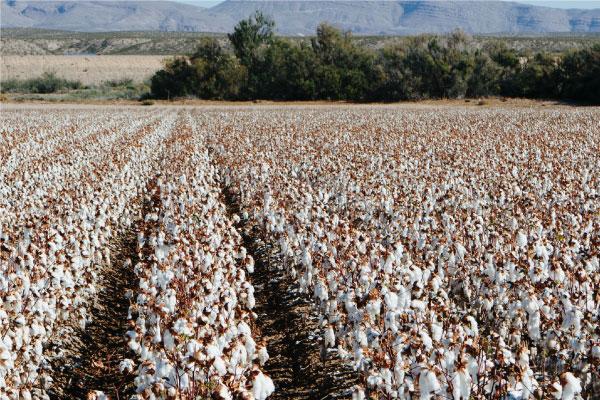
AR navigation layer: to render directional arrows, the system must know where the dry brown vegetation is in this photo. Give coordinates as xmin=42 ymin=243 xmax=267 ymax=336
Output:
xmin=1 ymin=55 xmax=167 ymax=85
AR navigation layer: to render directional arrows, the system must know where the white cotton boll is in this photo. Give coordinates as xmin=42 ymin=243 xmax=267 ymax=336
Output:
xmin=572 ymin=309 xmax=583 ymax=335
xmin=89 ymin=391 xmax=108 ymax=400
xmin=592 ymin=345 xmax=600 ymax=359
xmin=455 ymin=242 xmax=467 ymax=261
xmin=172 ymin=318 xmax=193 ymax=336
xmin=484 ymin=257 xmax=496 ymax=280
xmin=367 ymin=373 xmax=383 ymax=387
xmin=384 ymin=291 xmax=398 ymax=310
xmin=352 ymin=386 xmax=365 ymax=400
xmin=252 ymin=372 xmax=275 ymax=400
xmin=517 ymin=231 xmax=528 ymax=248
xmin=466 ymin=316 xmax=478 ymax=337
xmin=431 ymin=322 xmax=443 ymax=342
xmin=119 ymin=358 xmax=135 ymax=373
xmin=206 ymin=344 xmax=221 ymax=358
xmin=411 ymin=299 xmax=426 ymax=312
xmin=20 ymin=389 xmax=32 ymax=400
xmin=258 ymin=346 xmax=269 ymax=366
xmin=314 ymin=280 xmax=329 ymax=302
xmin=384 ymin=254 xmax=395 ymax=275
xmin=128 ymin=337 xmax=141 ymax=353
xmin=467 ymin=355 xmax=479 ymax=385
xmin=560 ymin=372 xmax=581 ymax=400
xmin=366 ymin=299 xmax=381 ymax=321
xmin=356 ymin=328 xmax=368 ymax=348
xmin=245 ymin=336 xmax=257 ymax=359
xmin=179 ymin=372 xmax=190 ymax=390
xmin=550 ymin=381 xmax=563 ymax=399
xmin=0 ymin=342 xmax=13 ymax=369
xmin=212 ymin=356 xmax=227 ymax=376
xmin=420 ymin=331 xmax=433 ymax=351
xmin=164 ymin=292 xmax=176 ymax=314
xmin=238 ymin=321 xmax=252 ymax=337
xmin=552 ymin=267 xmax=565 ymax=284
xmin=155 ymin=358 xmax=173 ymax=378
xmin=216 ymin=384 xmax=232 ymax=400
xmin=152 ymin=325 xmax=161 ymax=344
xmin=419 ymin=369 xmax=441 ymax=400
xmin=324 ymin=325 xmax=336 ymax=348
xmin=163 ymin=329 xmax=175 ymax=352
xmin=247 ymin=291 xmax=256 ymax=309
xmin=521 ymin=367 xmax=538 ymax=399
xmin=380 ymin=368 xmax=393 ymax=393
xmin=527 ymin=309 xmax=541 ymax=342
xmin=246 ymin=256 xmax=255 ymax=273
xmin=452 ymin=369 xmax=471 ymax=400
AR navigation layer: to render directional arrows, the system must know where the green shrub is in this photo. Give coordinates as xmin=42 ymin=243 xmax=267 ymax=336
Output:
xmin=1 ymin=72 xmax=82 ymax=94
xmin=103 ymin=78 xmax=134 ymax=88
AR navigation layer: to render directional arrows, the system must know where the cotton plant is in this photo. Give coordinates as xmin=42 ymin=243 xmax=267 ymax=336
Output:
xmin=207 ymin=107 xmax=599 ymax=399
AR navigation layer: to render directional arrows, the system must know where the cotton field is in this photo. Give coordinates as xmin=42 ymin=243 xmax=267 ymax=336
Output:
xmin=0 ymin=105 xmax=599 ymax=400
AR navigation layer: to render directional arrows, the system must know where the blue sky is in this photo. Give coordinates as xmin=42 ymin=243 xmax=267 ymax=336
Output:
xmin=177 ymin=0 xmax=600 ymax=9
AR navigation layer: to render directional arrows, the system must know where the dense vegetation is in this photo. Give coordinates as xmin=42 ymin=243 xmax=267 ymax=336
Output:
xmin=150 ymin=12 xmax=600 ymax=103
xmin=0 ymin=73 xmax=150 ymax=101
xmin=0 ymin=72 xmax=82 ymax=94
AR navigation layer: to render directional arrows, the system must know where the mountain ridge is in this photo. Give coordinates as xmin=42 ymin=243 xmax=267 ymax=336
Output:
xmin=2 ymin=0 xmax=599 ymax=34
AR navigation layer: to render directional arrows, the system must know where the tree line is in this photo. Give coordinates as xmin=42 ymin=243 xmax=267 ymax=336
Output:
xmin=150 ymin=12 xmax=600 ymax=103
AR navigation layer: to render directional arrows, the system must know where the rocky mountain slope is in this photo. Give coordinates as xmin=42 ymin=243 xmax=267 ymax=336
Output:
xmin=2 ymin=0 xmax=599 ymax=34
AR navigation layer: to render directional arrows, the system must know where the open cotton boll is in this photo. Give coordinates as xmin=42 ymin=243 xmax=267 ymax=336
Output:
xmin=418 ymin=369 xmax=441 ymax=400
xmin=0 ymin=341 xmax=13 ymax=369
xmin=516 ymin=231 xmax=528 ymax=248
xmin=257 ymin=346 xmax=269 ymax=366
xmin=87 ymin=391 xmax=109 ymax=400
xmin=172 ymin=318 xmax=193 ymax=336
xmin=215 ymin=384 xmax=233 ymax=400
xmin=212 ymin=356 xmax=227 ymax=376
xmin=20 ymin=389 xmax=32 ymax=400
xmin=560 ymin=372 xmax=581 ymax=400
xmin=452 ymin=368 xmax=471 ymax=400
xmin=550 ymin=380 xmax=563 ymax=399
xmin=163 ymin=329 xmax=175 ymax=352
xmin=324 ymin=324 xmax=336 ymax=348
xmin=420 ymin=330 xmax=433 ymax=351
xmin=592 ymin=345 xmax=600 ymax=359
xmin=352 ymin=385 xmax=366 ymax=400
xmin=252 ymin=371 xmax=275 ymax=400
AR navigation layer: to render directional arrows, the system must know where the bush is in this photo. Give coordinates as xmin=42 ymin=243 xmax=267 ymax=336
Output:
xmin=1 ymin=72 xmax=82 ymax=94
xmin=557 ymin=44 xmax=600 ymax=103
xmin=103 ymin=78 xmax=134 ymax=88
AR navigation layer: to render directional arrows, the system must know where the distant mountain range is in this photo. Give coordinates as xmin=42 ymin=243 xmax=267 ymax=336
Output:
xmin=2 ymin=0 xmax=599 ymax=35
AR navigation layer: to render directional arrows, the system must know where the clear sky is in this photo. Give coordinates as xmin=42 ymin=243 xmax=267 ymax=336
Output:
xmin=177 ymin=0 xmax=600 ymax=9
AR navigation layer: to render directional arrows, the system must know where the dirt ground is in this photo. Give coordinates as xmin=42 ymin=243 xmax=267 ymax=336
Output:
xmin=0 ymin=97 xmax=589 ymax=110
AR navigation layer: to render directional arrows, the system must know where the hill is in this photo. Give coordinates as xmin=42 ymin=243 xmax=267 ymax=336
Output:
xmin=1 ymin=0 xmax=599 ymax=35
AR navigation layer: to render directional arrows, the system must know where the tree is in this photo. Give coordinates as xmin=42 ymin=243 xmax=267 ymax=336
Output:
xmin=511 ymin=52 xmax=558 ymax=98
xmin=148 ymin=15 xmax=597 ymax=103
xmin=191 ymin=38 xmax=246 ymax=99
xmin=558 ymin=44 xmax=600 ymax=103
xmin=466 ymin=51 xmax=502 ymax=97
xmin=228 ymin=11 xmax=275 ymax=97
xmin=151 ymin=57 xmax=197 ymax=99
xmin=259 ymin=39 xmax=317 ymax=100
xmin=311 ymin=23 xmax=379 ymax=101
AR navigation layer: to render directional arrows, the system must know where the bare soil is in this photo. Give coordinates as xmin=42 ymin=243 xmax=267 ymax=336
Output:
xmin=46 ymin=228 xmax=139 ymax=400
xmin=221 ymin=187 xmax=360 ymax=400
